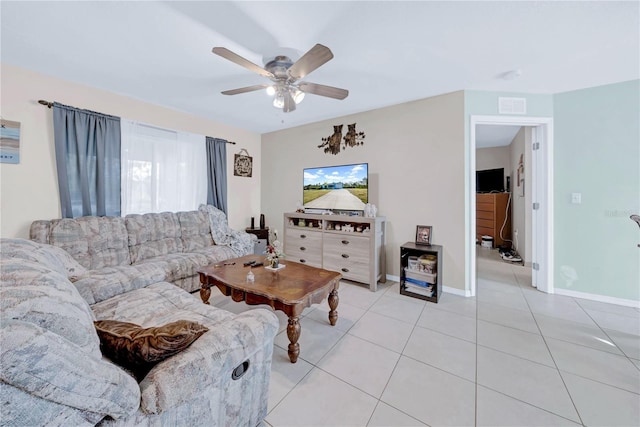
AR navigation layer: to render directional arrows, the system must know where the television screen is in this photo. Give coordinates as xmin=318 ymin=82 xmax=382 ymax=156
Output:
xmin=476 ymin=168 xmax=505 ymax=193
xmin=303 ymin=163 xmax=368 ymax=211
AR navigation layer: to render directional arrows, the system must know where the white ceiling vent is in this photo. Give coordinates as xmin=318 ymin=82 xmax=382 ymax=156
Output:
xmin=498 ymin=97 xmax=527 ymax=115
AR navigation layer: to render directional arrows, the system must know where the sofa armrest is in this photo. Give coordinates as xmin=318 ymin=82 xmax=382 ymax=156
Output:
xmin=198 ymin=204 xmax=257 ymax=256
xmin=139 ymin=308 xmax=279 ymax=414
xmin=0 ymin=319 xmax=140 ymax=420
xmin=228 ymin=229 xmax=257 ymax=257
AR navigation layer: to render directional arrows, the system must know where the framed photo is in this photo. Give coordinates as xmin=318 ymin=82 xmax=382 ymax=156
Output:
xmin=415 ymin=225 xmax=432 ymax=246
xmin=233 ymin=149 xmax=253 ymax=177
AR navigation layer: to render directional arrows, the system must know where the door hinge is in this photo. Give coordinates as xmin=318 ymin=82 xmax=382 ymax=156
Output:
xmin=533 ymin=202 xmax=540 ymax=210
xmin=533 ymin=142 xmax=540 ymax=151
xmin=533 ymin=262 xmax=540 ymax=271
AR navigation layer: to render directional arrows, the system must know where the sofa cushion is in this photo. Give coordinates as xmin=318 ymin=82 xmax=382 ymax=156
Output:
xmin=0 ymin=258 xmax=100 ymax=355
xmin=47 ymin=216 xmax=131 ymax=269
xmin=199 ymin=204 xmax=256 ymax=256
xmin=199 ymin=204 xmax=232 ymax=245
xmin=0 ymin=238 xmax=87 ymax=280
xmin=91 ymin=282 xmax=234 ymax=327
xmin=0 ymin=382 xmax=105 ymax=427
xmin=0 ymin=320 xmax=140 ymax=421
xmin=72 ymin=262 xmax=168 ymax=305
xmin=136 ymin=252 xmax=210 ymax=283
xmin=177 ymin=210 xmax=214 ymax=251
xmin=95 ymin=319 xmax=209 ymax=379
xmin=193 ymin=244 xmax=239 ymax=265
xmin=126 ymin=212 xmax=183 ymax=264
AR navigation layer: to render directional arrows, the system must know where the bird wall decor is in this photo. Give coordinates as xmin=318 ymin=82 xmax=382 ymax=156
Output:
xmin=318 ymin=124 xmax=343 ymax=155
xmin=318 ymin=123 xmax=365 ymax=155
xmin=343 ymin=123 xmax=365 ymax=149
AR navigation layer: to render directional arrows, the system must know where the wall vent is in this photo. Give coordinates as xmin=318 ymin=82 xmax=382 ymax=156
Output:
xmin=498 ymin=97 xmax=527 ymax=115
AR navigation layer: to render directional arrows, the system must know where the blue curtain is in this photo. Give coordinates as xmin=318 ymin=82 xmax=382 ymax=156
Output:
xmin=53 ymin=102 xmax=121 ymax=218
xmin=205 ymin=136 xmax=228 ymax=214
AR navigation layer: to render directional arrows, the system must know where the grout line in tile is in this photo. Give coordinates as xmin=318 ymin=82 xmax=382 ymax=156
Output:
xmin=412 ymin=321 xmax=477 ymax=345
xmin=372 ymin=301 xmax=431 ymax=426
xmin=476 ymin=384 xmax=584 ymax=426
xmin=518 ymin=285 xmax=586 ymax=426
xmin=556 ymin=367 xmax=640 ymax=397
xmin=478 ymin=257 xmax=587 ymax=425
xmin=574 ymin=301 xmax=640 ymax=371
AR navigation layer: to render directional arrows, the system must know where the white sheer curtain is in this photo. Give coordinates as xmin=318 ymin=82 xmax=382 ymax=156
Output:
xmin=120 ymin=120 xmax=207 ymax=216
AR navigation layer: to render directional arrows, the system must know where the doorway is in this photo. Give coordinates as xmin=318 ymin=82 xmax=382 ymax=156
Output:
xmin=469 ymin=116 xmax=554 ymax=297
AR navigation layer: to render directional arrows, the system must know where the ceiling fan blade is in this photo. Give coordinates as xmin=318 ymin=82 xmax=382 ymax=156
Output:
xmin=288 ymin=44 xmax=334 ymax=80
xmin=212 ymin=47 xmax=274 ymax=78
xmin=283 ymin=91 xmax=296 ymax=113
xmin=221 ymin=84 xmax=269 ymax=95
xmin=298 ymin=82 xmax=349 ymax=100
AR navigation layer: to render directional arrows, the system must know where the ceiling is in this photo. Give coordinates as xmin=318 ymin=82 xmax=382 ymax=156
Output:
xmin=476 ymin=125 xmax=522 ymax=149
xmin=1 ymin=1 xmax=638 ymax=134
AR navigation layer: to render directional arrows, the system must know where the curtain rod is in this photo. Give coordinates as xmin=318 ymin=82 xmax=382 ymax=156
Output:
xmin=38 ymin=99 xmax=236 ymax=144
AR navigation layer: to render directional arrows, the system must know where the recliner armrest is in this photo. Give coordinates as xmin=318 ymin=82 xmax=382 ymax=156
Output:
xmin=138 ymin=308 xmax=279 ymax=414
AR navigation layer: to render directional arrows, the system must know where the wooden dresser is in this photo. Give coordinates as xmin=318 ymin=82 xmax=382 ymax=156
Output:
xmin=476 ymin=193 xmax=511 ymax=247
xmin=283 ymin=213 xmax=386 ymax=291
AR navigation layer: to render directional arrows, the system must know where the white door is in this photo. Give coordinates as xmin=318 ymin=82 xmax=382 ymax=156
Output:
xmin=531 ymin=125 xmax=550 ymax=292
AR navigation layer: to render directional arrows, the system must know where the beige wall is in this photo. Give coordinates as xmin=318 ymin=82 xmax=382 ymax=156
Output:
xmin=0 ymin=63 xmax=262 ymax=237
xmin=261 ymin=91 xmax=467 ymax=291
xmin=476 ymin=146 xmax=512 ymax=186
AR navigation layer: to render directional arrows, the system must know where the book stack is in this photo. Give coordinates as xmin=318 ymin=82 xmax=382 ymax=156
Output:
xmin=403 ymin=266 xmax=437 ymax=297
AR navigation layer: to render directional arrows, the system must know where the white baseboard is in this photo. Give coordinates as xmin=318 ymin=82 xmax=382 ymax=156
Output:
xmin=386 ymin=274 xmax=400 ymax=282
xmin=386 ymin=275 xmax=472 ymax=297
xmin=554 ymin=288 xmax=640 ymax=308
xmin=443 ymin=286 xmax=472 ymax=297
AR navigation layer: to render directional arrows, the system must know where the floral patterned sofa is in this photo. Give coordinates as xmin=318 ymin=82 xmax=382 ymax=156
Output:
xmin=0 ymin=206 xmax=279 ymax=426
xmin=29 ymin=205 xmax=255 ymax=304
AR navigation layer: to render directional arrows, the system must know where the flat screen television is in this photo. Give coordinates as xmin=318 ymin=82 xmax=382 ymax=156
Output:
xmin=303 ymin=163 xmax=368 ymax=211
xmin=476 ymin=168 xmax=505 ymax=193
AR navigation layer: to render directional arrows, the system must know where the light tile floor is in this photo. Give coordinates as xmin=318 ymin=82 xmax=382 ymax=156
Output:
xmin=216 ymin=248 xmax=640 ymax=426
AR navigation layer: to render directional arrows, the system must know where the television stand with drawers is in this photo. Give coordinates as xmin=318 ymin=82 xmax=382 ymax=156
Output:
xmin=283 ymin=213 xmax=386 ymax=291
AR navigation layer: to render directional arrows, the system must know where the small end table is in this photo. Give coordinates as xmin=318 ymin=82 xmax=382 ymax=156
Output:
xmin=245 ymin=227 xmax=269 ymax=244
xmin=246 ymin=227 xmax=269 ymax=255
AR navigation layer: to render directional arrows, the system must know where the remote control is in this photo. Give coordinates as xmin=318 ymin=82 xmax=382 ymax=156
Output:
xmin=252 ymin=262 xmax=264 ymax=267
xmin=243 ymin=260 xmax=256 ymax=266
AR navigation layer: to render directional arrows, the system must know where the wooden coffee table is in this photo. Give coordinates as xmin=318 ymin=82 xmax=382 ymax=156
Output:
xmin=198 ymin=255 xmax=341 ymax=363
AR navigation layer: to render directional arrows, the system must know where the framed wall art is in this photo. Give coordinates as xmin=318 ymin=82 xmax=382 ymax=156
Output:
xmin=233 ymin=148 xmax=253 ymax=177
xmin=0 ymin=119 xmax=21 ymax=164
xmin=415 ymin=225 xmax=433 ymax=246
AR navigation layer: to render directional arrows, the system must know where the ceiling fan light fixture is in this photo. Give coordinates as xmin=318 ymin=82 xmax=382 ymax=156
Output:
xmin=213 ymin=43 xmax=348 ymax=112
xmin=293 ymin=89 xmax=305 ymax=104
xmin=273 ymin=92 xmax=285 ymax=108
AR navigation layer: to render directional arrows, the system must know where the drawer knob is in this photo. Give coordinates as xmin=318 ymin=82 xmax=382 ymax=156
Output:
xmin=300 ymin=246 xmax=306 ymax=251
xmin=300 ymin=234 xmax=306 ymax=238
xmin=341 ymin=268 xmax=349 ymax=273
xmin=341 ymin=254 xmax=349 ymax=259
xmin=300 ymin=259 xmax=306 ymax=263
xmin=341 ymin=240 xmax=350 ymax=245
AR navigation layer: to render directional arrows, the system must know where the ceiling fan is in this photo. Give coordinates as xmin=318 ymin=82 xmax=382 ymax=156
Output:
xmin=212 ymin=44 xmax=349 ymax=113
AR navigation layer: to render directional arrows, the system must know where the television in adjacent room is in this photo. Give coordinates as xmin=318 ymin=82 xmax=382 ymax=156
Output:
xmin=303 ymin=163 xmax=368 ymax=212
xmin=476 ymin=168 xmax=505 ymax=193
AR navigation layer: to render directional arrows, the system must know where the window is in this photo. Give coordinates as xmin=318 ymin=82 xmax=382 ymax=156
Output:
xmin=120 ymin=120 xmax=207 ymax=215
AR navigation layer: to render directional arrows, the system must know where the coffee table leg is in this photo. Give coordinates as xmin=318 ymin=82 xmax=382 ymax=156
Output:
xmin=200 ymin=286 xmax=211 ymax=305
xmin=287 ymin=316 xmax=301 ymax=363
xmin=328 ymin=289 xmax=339 ymax=326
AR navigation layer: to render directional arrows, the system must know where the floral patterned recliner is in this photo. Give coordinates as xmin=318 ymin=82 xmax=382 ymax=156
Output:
xmin=1 ymin=220 xmax=277 ymax=425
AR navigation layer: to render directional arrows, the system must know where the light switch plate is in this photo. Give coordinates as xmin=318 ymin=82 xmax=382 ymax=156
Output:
xmin=571 ymin=193 xmax=582 ymax=204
